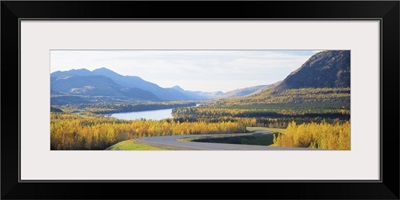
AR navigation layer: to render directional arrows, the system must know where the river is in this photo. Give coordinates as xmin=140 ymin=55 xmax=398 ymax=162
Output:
xmin=109 ymin=108 xmax=174 ymax=120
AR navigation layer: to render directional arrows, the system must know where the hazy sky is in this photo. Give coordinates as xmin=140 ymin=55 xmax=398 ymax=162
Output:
xmin=50 ymin=50 xmax=320 ymax=92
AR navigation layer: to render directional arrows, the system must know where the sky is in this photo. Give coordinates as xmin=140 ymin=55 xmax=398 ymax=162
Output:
xmin=50 ymin=50 xmax=320 ymax=92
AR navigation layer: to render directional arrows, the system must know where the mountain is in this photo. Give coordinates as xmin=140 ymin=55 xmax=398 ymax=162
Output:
xmin=51 ymin=74 xmax=161 ymax=102
xmin=51 ymin=68 xmax=92 ymax=77
xmin=50 ymin=89 xmax=64 ymax=95
xmin=51 ymin=68 xmax=191 ymax=101
xmin=250 ymin=81 xmax=282 ymax=95
xmin=170 ymin=85 xmax=185 ymax=92
xmin=169 ymin=85 xmax=223 ymax=99
xmin=91 ymin=68 xmax=192 ymax=100
xmin=51 ymin=75 xmax=122 ymax=97
xmin=119 ymin=87 xmax=160 ymax=101
xmin=51 ymin=50 xmax=350 ymax=106
xmin=275 ymin=50 xmax=350 ymax=91
xmin=218 ymin=84 xmax=277 ymax=99
xmin=217 ymin=50 xmax=351 ymax=107
xmin=195 ymin=91 xmax=224 ymax=99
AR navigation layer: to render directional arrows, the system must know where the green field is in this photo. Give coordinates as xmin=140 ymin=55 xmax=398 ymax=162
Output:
xmin=106 ymin=140 xmax=166 ymax=150
xmin=180 ymin=133 xmax=277 ymax=146
xmin=246 ymin=127 xmax=286 ymax=134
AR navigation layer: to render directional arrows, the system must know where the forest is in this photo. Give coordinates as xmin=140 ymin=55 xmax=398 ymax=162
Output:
xmin=273 ymin=121 xmax=350 ymax=150
xmin=53 ymin=101 xmax=197 ymax=114
xmin=50 ymin=50 xmax=351 ymax=150
xmin=50 ymin=97 xmax=350 ymax=150
xmin=51 ymin=112 xmax=256 ymax=150
xmin=50 ymin=87 xmax=351 ymax=150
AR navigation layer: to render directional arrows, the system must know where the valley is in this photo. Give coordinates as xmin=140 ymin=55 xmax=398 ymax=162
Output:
xmin=50 ymin=50 xmax=351 ymax=150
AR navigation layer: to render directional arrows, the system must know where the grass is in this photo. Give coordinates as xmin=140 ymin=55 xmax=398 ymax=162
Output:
xmin=245 ymin=127 xmax=286 ymax=146
xmin=179 ymin=126 xmax=286 ymax=146
xmin=246 ymin=127 xmax=286 ymax=134
xmin=180 ymin=132 xmax=279 ymax=146
xmin=240 ymin=134 xmax=277 ymax=145
xmin=179 ymin=137 xmax=198 ymax=142
xmin=106 ymin=140 xmax=167 ymax=150
xmin=106 ymin=127 xmax=288 ymax=149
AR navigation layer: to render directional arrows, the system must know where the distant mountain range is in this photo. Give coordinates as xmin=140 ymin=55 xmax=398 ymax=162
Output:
xmin=51 ymin=50 xmax=350 ymax=105
xmin=169 ymin=85 xmax=224 ymax=99
xmin=51 ymin=68 xmax=237 ymax=105
xmin=217 ymin=82 xmax=281 ymax=99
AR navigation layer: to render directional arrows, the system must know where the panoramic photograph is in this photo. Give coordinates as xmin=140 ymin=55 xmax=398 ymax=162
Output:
xmin=50 ymin=50 xmax=350 ymax=150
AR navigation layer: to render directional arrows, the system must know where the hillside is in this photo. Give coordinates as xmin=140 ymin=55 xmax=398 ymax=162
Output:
xmin=217 ymin=82 xmax=280 ymax=99
xmin=217 ymin=85 xmax=266 ymax=99
xmin=51 ymin=74 xmax=161 ymax=103
xmin=207 ymin=50 xmax=351 ymax=109
xmin=51 ymin=75 xmax=123 ymax=97
xmin=275 ymin=50 xmax=350 ymax=91
xmin=51 ymin=68 xmax=191 ymax=101
xmin=50 ymin=50 xmax=350 ymax=106
xmin=170 ymin=85 xmax=223 ymax=99
xmin=51 ymin=68 xmax=227 ymax=105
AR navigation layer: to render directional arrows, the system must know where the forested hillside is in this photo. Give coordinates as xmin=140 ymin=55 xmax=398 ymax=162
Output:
xmin=275 ymin=50 xmax=350 ymax=90
xmin=174 ymin=50 xmax=351 ymax=121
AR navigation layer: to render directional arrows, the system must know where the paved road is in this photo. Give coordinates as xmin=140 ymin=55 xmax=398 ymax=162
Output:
xmin=136 ymin=129 xmax=314 ymax=150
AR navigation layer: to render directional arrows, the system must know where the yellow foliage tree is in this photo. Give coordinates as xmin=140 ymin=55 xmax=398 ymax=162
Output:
xmin=273 ymin=121 xmax=350 ymax=150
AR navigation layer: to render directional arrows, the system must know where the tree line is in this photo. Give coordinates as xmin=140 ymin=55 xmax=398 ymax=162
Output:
xmin=51 ymin=113 xmax=256 ymax=150
xmin=273 ymin=121 xmax=350 ymax=150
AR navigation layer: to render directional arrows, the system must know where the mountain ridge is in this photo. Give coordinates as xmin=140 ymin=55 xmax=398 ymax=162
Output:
xmin=51 ymin=50 xmax=350 ymax=106
xmin=231 ymin=50 xmax=351 ymax=105
xmin=274 ymin=50 xmax=350 ymax=91
xmin=217 ymin=83 xmax=281 ymax=99
xmin=51 ymin=68 xmax=192 ymax=101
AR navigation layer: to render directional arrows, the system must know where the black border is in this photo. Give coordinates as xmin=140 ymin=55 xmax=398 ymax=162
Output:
xmin=2 ymin=1 xmax=399 ymax=199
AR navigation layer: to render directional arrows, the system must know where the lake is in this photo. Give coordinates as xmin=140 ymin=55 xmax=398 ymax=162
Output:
xmin=109 ymin=108 xmax=174 ymax=120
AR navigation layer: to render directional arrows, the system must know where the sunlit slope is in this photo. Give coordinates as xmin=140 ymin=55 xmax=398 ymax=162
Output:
xmin=174 ymin=50 xmax=351 ymax=121
xmin=276 ymin=50 xmax=350 ymax=90
xmin=213 ymin=50 xmax=350 ymax=109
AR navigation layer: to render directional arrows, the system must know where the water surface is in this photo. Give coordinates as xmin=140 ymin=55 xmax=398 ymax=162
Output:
xmin=110 ymin=108 xmax=173 ymax=120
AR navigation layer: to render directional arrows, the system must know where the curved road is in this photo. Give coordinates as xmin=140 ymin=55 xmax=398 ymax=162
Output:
xmin=136 ymin=129 xmax=313 ymax=150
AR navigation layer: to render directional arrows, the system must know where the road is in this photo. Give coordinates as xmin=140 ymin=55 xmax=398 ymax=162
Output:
xmin=136 ymin=129 xmax=314 ymax=150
